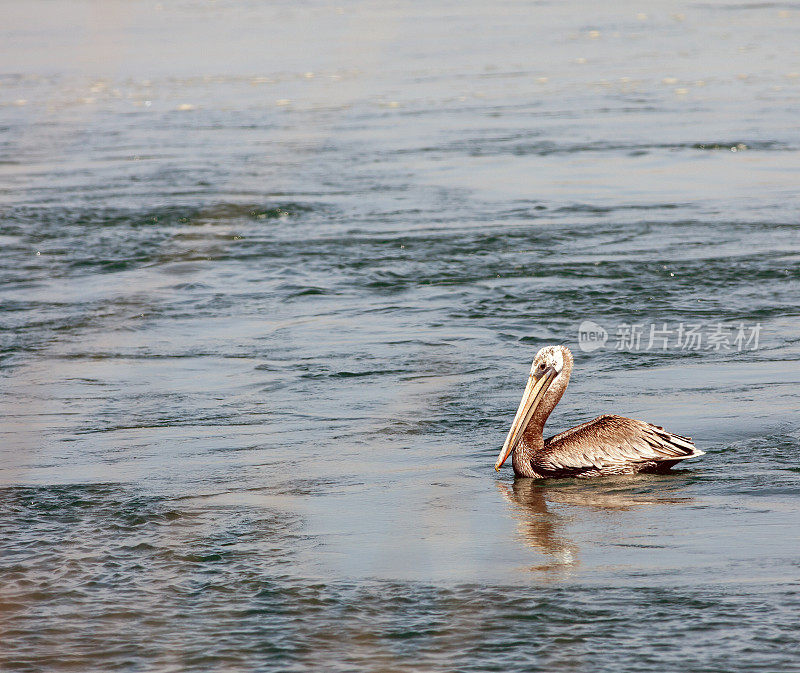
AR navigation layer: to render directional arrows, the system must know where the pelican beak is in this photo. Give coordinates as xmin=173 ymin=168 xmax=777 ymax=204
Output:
xmin=494 ymin=366 xmax=557 ymax=471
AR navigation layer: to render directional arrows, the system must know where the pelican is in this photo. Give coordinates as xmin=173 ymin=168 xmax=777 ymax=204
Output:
xmin=494 ymin=345 xmax=704 ymax=478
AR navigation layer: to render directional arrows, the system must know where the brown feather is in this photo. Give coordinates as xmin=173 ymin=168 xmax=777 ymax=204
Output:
xmin=536 ymin=414 xmax=703 ymax=477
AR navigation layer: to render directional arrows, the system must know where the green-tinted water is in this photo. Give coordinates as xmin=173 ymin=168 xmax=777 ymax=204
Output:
xmin=2 ymin=1 xmax=800 ymax=670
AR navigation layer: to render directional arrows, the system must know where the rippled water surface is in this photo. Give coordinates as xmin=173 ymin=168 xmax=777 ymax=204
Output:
xmin=2 ymin=1 xmax=800 ymax=671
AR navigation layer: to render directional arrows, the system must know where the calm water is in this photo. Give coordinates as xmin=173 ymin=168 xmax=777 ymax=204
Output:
xmin=2 ymin=1 xmax=800 ymax=670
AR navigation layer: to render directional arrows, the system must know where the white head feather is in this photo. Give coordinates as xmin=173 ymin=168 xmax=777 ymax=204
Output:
xmin=531 ymin=345 xmax=569 ymax=375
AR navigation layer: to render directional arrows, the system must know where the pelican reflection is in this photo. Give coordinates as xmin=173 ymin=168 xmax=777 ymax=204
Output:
xmin=497 ymin=477 xmax=692 ymax=573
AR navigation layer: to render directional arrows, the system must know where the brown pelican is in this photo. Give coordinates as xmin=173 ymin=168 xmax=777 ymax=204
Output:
xmin=494 ymin=345 xmax=704 ymax=478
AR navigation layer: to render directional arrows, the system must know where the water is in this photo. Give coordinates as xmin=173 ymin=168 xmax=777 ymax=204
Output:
xmin=2 ymin=1 xmax=800 ymax=670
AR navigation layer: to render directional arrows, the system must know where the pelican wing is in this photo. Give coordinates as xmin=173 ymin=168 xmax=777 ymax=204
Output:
xmin=538 ymin=414 xmax=702 ymax=473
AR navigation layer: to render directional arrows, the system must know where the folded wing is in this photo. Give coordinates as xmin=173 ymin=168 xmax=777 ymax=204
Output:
xmin=538 ymin=414 xmax=703 ymax=473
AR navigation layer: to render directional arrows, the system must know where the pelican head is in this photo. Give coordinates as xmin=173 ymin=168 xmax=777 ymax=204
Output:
xmin=494 ymin=345 xmax=573 ymax=471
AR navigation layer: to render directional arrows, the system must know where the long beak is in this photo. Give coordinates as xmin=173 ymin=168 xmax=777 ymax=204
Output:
xmin=494 ymin=367 xmax=556 ymax=471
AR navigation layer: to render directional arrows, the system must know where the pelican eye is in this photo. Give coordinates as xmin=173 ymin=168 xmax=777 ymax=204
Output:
xmin=536 ymin=362 xmax=547 ymax=374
